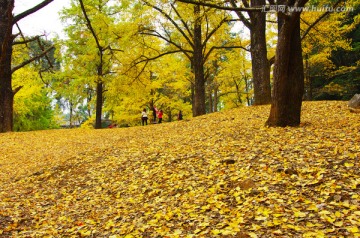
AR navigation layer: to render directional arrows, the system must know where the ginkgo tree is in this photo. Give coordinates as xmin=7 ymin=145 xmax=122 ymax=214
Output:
xmin=301 ymin=0 xmax=359 ymax=100
xmin=105 ymin=41 xmax=193 ymax=126
xmin=11 ymin=36 xmax=61 ymax=131
xmin=135 ymin=0 xmax=244 ymax=117
xmin=0 ymin=0 xmax=55 ymax=132
xmin=58 ymin=0 xmax=123 ymax=128
xmin=214 ymin=48 xmax=252 ymax=109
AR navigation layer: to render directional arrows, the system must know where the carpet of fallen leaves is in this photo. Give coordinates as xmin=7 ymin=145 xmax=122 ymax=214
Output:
xmin=0 ymin=101 xmax=359 ymax=238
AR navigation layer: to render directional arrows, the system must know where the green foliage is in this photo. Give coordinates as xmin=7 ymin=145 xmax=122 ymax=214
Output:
xmin=302 ymin=0 xmax=360 ymax=100
xmin=13 ymin=83 xmax=59 ymax=132
xmin=11 ymin=48 xmax=60 ymax=131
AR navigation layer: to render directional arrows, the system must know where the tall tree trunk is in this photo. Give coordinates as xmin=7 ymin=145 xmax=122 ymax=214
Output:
xmin=190 ymin=82 xmax=196 ymax=116
xmin=0 ymin=0 xmax=14 ymax=132
xmin=208 ymin=88 xmax=213 ymax=113
xmin=249 ymin=0 xmax=271 ymax=105
xmin=192 ymin=5 xmax=206 ymax=116
xmin=304 ymin=54 xmax=312 ymax=100
xmin=69 ymin=102 xmax=73 ymax=127
xmin=244 ymin=76 xmax=251 ymax=106
xmin=95 ymin=81 xmax=103 ymax=129
xmin=213 ymin=86 xmax=218 ymax=112
xmin=266 ymin=6 xmax=305 ymax=127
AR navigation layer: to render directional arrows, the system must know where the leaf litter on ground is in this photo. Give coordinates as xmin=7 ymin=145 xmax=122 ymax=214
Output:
xmin=0 ymin=101 xmax=359 ymax=237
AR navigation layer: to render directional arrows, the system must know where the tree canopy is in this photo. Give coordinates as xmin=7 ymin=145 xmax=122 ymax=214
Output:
xmin=0 ymin=0 xmax=359 ymax=131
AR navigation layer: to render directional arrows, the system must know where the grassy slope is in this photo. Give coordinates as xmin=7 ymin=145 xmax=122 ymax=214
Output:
xmin=0 ymin=101 xmax=359 ymax=237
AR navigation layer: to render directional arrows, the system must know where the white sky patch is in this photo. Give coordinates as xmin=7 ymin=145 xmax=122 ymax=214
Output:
xmin=14 ymin=0 xmax=71 ymax=39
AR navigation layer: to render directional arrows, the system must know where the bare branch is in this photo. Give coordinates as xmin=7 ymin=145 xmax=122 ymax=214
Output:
xmin=204 ymin=45 xmax=249 ymax=62
xmin=230 ymin=0 xmax=251 ymax=28
xmin=37 ymin=37 xmax=54 ymax=69
xmin=78 ymin=0 xmax=103 ymax=51
xmin=12 ymin=35 xmax=42 ymax=45
xmin=135 ymin=50 xmax=188 ymax=64
xmin=11 ymin=46 xmax=55 ymax=73
xmin=301 ymin=0 xmax=343 ymax=40
xmin=175 ymin=0 xmax=265 ymax=12
xmin=142 ymin=0 xmax=195 ymax=48
xmin=13 ymin=86 xmax=23 ymax=95
xmin=139 ymin=31 xmax=193 ymax=60
xmin=170 ymin=3 xmax=193 ymax=39
xmin=13 ymin=0 xmax=54 ymax=24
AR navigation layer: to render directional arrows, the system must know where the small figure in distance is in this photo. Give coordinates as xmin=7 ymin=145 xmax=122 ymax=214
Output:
xmin=108 ymin=123 xmax=117 ymax=128
xmin=157 ymin=109 xmax=163 ymax=123
xmin=178 ymin=110 xmax=183 ymax=120
xmin=141 ymin=108 xmax=148 ymax=126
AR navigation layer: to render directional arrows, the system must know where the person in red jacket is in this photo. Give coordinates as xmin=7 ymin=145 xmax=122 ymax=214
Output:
xmin=157 ymin=109 xmax=163 ymax=123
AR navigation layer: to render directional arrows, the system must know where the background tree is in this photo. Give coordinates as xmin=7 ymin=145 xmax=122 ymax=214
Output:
xmin=59 ymin=0 xmax=122 ymax=128
xmin=137 ymin=0 xmax=243 ymax=116
xmin=0 ymin=0 xmax=54 ymax=132
xmin=301 ymin=0 xmax=360 ymax=100
xmin=230 ymin=0 xmax=272 ymax=105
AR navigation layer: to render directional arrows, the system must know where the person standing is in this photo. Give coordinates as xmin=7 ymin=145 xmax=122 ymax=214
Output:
xmin=141 ymin=108 xmax=148 ymax=125
xmin=178 ymin=110 xmax=183 ymax=120
xmin=157 ymin=109 xmax=163 ymax=123
xmin=152 ymin=106 xmax=157 ymax=123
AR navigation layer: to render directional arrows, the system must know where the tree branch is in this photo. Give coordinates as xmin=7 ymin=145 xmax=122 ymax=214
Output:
xmin=140 ymin=31 xmax=193 ymax=60
xmin=11 ymin=46 xmax=55 ymax=73
xmin=78 ymin=0 xmax=103 ymax=51
xmin=12 ymin=35 xmax=42 ymax=46
xmin=301 ymin=0 xmax=343 ymax=40
xmin=231 ymin=0 xmax=251 ymax=29
xmin=204 ymin=45 xmax=249 ymax=62
xmin=13 ymin=86 xmax=23 ymax=95
xmin=142 ymin=0 xmax=195 ymax=48
xmin=175 ymin=0 xmax=265 ymax=12
xmin=13 ymin=0 xmax=54 ymax=24
xmin=135 ymin=50 xmax=189 ymax=64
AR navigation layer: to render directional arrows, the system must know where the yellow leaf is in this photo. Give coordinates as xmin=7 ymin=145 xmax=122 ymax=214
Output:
xmin=334 ymin=221 xmax=343 ymax=227
xmin=354 ymin=211 xmax=360 ymax=215
xmin=307 ymin=204 xmax=318 ymax=211
xmin=249 ymin=232 xmax=258 ymax=238
xmin=79 ymin=230 xmax=92 ymax=237
xmin=347 ymin=226 xmax=359 ymax=233
xmin=124 ymin=235 xmax=135 ymax=238
xmin=294 ymin=211 xmax=307 ymax=218
xmin=211 ymin=229 xmax=221 ymax=235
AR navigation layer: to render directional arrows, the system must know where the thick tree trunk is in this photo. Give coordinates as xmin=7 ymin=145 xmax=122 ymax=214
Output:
xmin=304 ymin=54 xmax=312 ymax=100
xmin=192 ymin=5 xmax=206 ymax=116
xmin=190 ymin=83 xmax=196 ymax=116
xmin=266 ymin=11 xmax=305 ymax=127
xmin=0 ymin=0 xmax=14 ymax=132
xmin=95 ymin=81 xmax=103 ymax=129
xmin=249 ymin=0 xmax=271 ymax=105
xmin=0 ymin=87 xmax=14 ymax=133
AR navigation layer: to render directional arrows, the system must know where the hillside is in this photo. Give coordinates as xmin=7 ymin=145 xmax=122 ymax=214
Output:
xmin=0 ymin=101 xmax=359 ymax=237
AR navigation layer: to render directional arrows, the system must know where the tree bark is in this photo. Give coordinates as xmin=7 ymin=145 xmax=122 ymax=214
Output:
xmin=248 ymin=0 xmax=271 ymax=105
xmin=192 ymin=5 xmax=206 ymax=116
xmin=0 ymin=0 xmax=14 ymax=132
xmin=266 ymin=4 xmax=306 ymax=127
xmin=0 ymin=0 xmax=53 ymax=132
xmin=95 ymin=81 xmax=103 ymax=129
